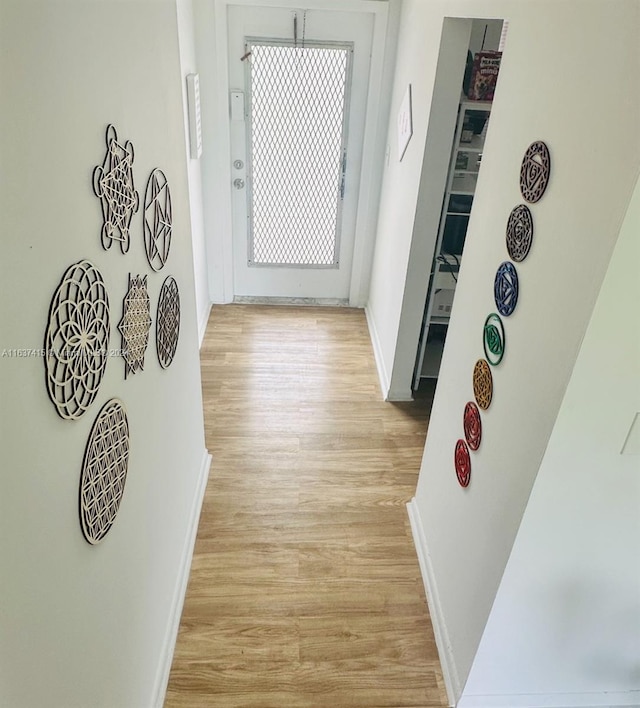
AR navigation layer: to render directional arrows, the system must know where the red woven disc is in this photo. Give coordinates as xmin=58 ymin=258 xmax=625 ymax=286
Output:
xmin=463 ymin=401 xmax=482 ymax=451
xmin=455 ymin=439 xmax=471 ymax=487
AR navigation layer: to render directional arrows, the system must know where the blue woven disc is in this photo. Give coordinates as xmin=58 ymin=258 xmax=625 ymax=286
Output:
xmin=494 ymin=261 xmax=519 ymax=317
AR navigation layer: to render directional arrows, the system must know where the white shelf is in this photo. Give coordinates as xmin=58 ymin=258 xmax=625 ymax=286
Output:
xmin=457 ymin=135 xmax=485 ymax=152
xmin=413 ymin=94 xmax=492 ymax=389
xmin=460 ymin=97 xmax=492 ymax=111
xmin=434 ymin=269 xmax=457 ymax=290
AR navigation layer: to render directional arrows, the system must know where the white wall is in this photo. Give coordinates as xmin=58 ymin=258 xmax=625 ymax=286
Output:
xmin=176 ymin=0 xmax=213 ymax=341
xmin=372 ymin=0 xmax=640 ymax=703
xmin=461 ymin=175 xmax=640 ymax=706
xmin=368 ymin=15 xmax=473 ymax=400
xmin=193 ymin=0 xmax=234 ymax=303
xmin=350 ymin=0 xmax=402 ymax=306
xmin=366 ymin=0 xmax=438 ymax=396
xmin=0 ymin=2 xmax=209 ymax=706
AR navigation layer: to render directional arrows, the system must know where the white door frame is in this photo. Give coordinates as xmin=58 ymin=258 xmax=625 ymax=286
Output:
xmin=212 ymin=0 xmax=391 ymax=305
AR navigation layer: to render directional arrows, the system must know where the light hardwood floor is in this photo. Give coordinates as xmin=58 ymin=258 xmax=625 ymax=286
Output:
xmin=165 ymin=305 xmax=447 ymax=708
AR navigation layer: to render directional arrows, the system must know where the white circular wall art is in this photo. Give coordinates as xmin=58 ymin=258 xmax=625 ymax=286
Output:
xmin=44 ymin=260 xmax=110 ymax=420
xmin=118 ymin=274 xmax=152 ymax=379
xmin=156 ymin=276 xmax=180 ymax=369
xmin=79 ymin=398 xmax=130 ymax=545
xmin=143 ymin=168 xmax=172 ymax=271
xmin=92 ymin=124 xmax=140 ymax=254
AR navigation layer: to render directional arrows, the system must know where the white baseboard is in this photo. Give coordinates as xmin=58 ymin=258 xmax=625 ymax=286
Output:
xmin=407 ymin=498 xmax=459 ymax=707
xmin=386 ymin=384 xmax=415 ymax=402
xmin=152 ymin=449 xmax=212 ymax=708
xmin=457 ymin=691 xmax=640 ymax=708
xmin=365 ymin=305 xmax=391 ymax=400
xmin=198 ymin=302 xmax=212 ymax=349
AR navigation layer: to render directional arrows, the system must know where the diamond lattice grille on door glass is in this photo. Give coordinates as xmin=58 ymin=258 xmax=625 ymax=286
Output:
xmin=248 ymin=42 xmax=350 ymax=267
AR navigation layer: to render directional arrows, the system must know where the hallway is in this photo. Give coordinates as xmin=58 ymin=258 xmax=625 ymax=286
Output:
xmin=165 ymin=305 xmax=447 ymax=707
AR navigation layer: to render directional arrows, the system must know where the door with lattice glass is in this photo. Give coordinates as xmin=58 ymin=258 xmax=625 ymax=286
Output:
xmin=228 ymin=6 xmax=374 ymax=300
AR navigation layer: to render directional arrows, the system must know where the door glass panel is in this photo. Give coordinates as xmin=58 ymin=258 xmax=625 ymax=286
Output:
xmin=247 ymin=41 xmax=351 ymax=267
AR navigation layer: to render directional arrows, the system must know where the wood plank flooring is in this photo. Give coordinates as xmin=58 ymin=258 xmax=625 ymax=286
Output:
xmin=165 ymin=305 xmax=447 ymax=708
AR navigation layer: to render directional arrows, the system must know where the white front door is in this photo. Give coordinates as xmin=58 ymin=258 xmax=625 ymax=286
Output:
xmin=228 ymin=5 xmax=374 ymax=300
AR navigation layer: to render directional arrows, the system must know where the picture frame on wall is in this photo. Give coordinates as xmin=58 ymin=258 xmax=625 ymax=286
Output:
xmin=397 ymin=84 xmax=413 ymax=161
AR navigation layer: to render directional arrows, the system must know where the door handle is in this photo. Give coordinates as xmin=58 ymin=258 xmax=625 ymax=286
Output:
xmin=233 ymin=178 xmax=245 ymax=190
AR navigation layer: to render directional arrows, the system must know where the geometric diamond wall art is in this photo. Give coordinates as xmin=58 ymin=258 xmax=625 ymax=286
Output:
xmin=463 ymin=401 xmax=482 ymax=451
xmin=494 ymin=261 xmax=519 ymax=317
xmin=156 ymin=276 xmax=180 ymax=369
xmin=455 ymin=439 xmax=471 ymax=487
xmin=118 ymin=274 xmax=152 ymax=379
xmin=483 ymin=313 xmax=505 ymax=366
xmin=506 ymin=204 xmax=534 ymax=262
xmin=473 ymin=358 xmax=493 ymax=410
xmin=520 ymin=140 xmax=551 ymax=204
xmin=79 ymin=398 xmax=130 ymax=545
xmin=143 ymin=168 xmax=172 ymax=271
xmin=92 ymin=124 xmax=140 ymax=254
xmin=44 ymin=260 xmax=110 ymax=420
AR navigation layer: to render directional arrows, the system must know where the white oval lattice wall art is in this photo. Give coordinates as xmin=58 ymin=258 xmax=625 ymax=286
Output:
xmin=44 ymin=260 xmax=110 ymax=420
xmin=79 ymin=398 xmax=130 ymax=544
xmin=156 ymin=276 xmax=180 ymax=369
xmin=143 ymin=168 xmax=172 ymax=271
xmin=92 ymin=124 xmax=140 ymax=254
xmin=118 ymin=274 xmax=152 ymax=378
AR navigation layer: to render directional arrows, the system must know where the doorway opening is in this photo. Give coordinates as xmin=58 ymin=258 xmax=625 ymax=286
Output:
xmin=226 ymin=4 xmax=380 ymax=303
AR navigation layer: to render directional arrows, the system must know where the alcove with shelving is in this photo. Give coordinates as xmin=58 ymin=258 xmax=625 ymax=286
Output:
xmin=413 ymin=20 xmax=502 ymax=388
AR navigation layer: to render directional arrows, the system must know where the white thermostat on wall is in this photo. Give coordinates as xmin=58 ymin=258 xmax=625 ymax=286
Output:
xmin=186 ymin=73 xmax=202 ymax=160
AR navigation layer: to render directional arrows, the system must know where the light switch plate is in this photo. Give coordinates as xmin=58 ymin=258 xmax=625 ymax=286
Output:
xmin=230 ymin=91 xmax=245 ymax=121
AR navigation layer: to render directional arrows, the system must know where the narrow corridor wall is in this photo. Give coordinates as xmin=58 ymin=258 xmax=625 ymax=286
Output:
xmin=0 ymin=2 xmax=209 ymax=705
xmin=462 ymin=175 xmax=640 ymax=706
xmin=177 ymin=0 xmax=212 ymax=342
xmin=365 ymin=0 xmax=640 ymax=702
